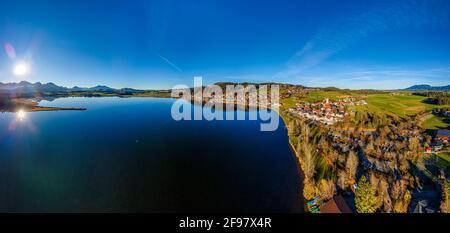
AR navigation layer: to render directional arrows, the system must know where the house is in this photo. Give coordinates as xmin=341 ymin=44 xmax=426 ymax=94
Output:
xmin=431 ymin=141 xmax=443 ymax=151
xmin=320 ymin=195 xmax=353 ymax=213
xmin=435 ymin=130 xmax=450 ymax=142
xmin=444 ymin=110 xmax=450 ymax=117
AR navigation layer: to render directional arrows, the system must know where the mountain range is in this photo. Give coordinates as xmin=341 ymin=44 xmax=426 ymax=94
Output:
xmin=403 ymin=84 xmax=450 ymax=91
xmin=0 ymin=81 xmax=144 ymax=95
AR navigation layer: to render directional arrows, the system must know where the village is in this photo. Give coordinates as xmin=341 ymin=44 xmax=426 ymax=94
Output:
xmin=288 ymin=97 xmax=368 ymax=125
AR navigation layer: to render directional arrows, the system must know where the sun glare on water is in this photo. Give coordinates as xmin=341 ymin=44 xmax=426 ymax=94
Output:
xmin=17 ymin=110 xmax=26 ymax=121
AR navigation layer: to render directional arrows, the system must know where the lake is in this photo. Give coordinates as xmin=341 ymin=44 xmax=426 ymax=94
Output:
xmin=0 ymin=97 xmax=304 ymax=213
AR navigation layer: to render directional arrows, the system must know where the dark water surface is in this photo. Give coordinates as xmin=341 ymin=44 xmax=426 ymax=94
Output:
xmin=0 ymin=97 xmax=303 ymax=212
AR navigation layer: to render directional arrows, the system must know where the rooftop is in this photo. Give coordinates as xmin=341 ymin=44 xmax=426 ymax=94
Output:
xmin=436 ymin=130 xmax=450 ymax=137
xmin=320 ymin=195 xmax=353 ymax=213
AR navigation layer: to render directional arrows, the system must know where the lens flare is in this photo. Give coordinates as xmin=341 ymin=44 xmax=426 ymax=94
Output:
xmin=4 ymin=43 xmax=16 ymax=59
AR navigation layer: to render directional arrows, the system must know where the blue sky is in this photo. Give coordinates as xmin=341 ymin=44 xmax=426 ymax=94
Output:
xmin=0 ymin=0 xmax=449 ymax=89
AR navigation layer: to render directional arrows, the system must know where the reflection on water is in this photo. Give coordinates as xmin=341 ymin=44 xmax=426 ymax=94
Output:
xmin=0 ymin=97 xmax=303 ymax=213
xmin=17 ymin=110 xmax=26 ymax=121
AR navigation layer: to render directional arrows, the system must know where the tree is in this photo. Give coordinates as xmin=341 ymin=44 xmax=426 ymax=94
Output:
xmin=440 ymin=180 xmax=450 ymax=213
xmin=393 ymin=190 xmax=411 ymax=213
xmin=329 ymin=150 xmax=339 ymax=165
xmin=364 ymin=142 xmax=375 ymax=156
xmin=337 ymin=170 xmax=347 ymax=190
xmin=355 ymin=176 xmax=378 ymax=213
xmin=319 ymin=179 xmax=336 ymax=201
xmin=299 ymin=119 xmax=310 ymax=143
xmin=301 ymin=141 xmax=316 ymax=181
xmin=345 ymin=151 xmax=359 ymax=183
xmin=378 ymin=177 xmax=392 ymax=213
xmin=398 ymin=157 xmax=410 ymax=174
xmin=408 ymin=137 xmax=420 ymax=158
xmin=303 ymin=179 xmax=318 ymax=200
xmin=390 ymin=179 xmax=411 ymax=213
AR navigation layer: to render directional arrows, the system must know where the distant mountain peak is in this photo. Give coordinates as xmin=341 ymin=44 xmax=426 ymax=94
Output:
xmin=0 ymin=82 xmax=122 ymax=95
xmin=404 ymin=84 xmax=450 ymax=91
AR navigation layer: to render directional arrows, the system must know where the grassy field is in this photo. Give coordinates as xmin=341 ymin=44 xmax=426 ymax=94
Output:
xmin=351 ymin=93 xmax=448 ymax=119
xmin=280 ymin=97 xmax=297 ymax=110
xmin=132 ymin=91 xmax=172 ymax=98
xmin=438 ymin=152 xmax=450 ymax=163
xmin=436 ymin=152 xmax=450 ymax=170
xmin=280 ymin=90 xmax=449 ymax=119
xmin=421 ymin=115 xmax=450 ymax=130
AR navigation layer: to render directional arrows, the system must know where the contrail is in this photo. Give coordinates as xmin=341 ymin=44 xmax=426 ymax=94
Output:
xmin=157 ymin=53 xmax=183 ymax=72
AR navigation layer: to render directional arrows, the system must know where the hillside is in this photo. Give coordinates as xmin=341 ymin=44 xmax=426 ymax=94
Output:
xmin=404 ymin=84 xmax=450 ymax=91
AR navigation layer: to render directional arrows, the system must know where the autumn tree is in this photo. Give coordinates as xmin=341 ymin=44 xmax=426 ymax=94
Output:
xmin=297 ymin=121 xmax=318 ymax=200
xmin=378 ymin=177 xmax=393 ymax=213
xmin=319 ymin=179 xmax=336 ymax=201
xmin=407 ymin=137 xmax=420 ymax=158
xmin=345 ymin=150 xmax=359 ymax=184
xmin=337 ymin=170 xmax=347 ymax=191
xmin=301 ymin=141 xmax=316 ymax=181
xmin=440 ymin=180 xmax=450 ymax=213
xmin=369 ymin=173 xmax=383 ymax=209
xmin=390 ymin=179 xmax=411 ymax=213
xmin=355 ymin=176 xmax=378 ymax=213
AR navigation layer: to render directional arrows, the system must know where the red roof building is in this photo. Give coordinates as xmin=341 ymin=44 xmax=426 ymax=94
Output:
xmin=436 ymin=130 xmax=450 ymax=142
xmin=320 ymin=195 xmax=353 ymax=213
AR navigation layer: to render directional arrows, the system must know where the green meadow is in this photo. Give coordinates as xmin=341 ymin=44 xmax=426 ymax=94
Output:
xmin=436 ymin=153 xmax=450 ymax=170
xmin=422 ymin=115 xmax=450 ymax=130
xmin=341 ymin=92 xmax=446 ymax=119
xmin=363 ymin=93 xmax=446 ymax=118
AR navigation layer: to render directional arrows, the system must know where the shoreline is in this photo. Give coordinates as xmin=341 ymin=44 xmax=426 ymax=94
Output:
xmin=278 ymin=112 xmax=308 ymax=212
xmin=28 ymin=106 xmax=87 ymax=112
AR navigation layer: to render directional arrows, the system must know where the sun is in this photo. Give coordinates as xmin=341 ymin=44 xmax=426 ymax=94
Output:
xmin=13 ymin=62 xmax=30 ymax=77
